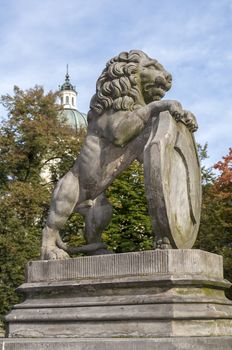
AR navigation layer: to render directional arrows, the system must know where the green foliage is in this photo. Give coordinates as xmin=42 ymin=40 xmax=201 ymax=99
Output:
xmin=104 ymin=160 xmax=153 ymax=252
xmin=0 ymin=86 xmax=85 ymax=323
xmin=197 ymin=143 xmax=215 ymax=184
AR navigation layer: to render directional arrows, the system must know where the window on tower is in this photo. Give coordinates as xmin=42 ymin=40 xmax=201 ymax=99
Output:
xmin=66 ymin=96 xmax=69 ymax=104
xmin=61 ymin=96 xmax=63 ymax=105
xmin=72 ymin=97 xmax=74 ymax=106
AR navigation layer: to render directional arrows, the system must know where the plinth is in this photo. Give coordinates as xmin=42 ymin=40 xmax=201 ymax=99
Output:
xmin=4 ymin=250 xmax=232 ymax=349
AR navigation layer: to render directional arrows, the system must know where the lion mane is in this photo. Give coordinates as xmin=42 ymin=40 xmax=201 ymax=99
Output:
xmin=87 ymin=50 xmax=150 ymax=122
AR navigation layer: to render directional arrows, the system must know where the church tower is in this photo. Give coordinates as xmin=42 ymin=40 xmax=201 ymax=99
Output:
xmin=59 ymin=65 xmax=77 ymax=109
xmin=58 ymin=65 xmax=87 ymax=131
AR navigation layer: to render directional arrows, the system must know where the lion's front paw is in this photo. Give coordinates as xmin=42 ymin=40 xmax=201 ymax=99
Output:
xmin=41 ymin=246 xmax=70 ymax=260
xmin=165 ymin=101 xmax=198 ymax=133
xmin=183 ymin=111 xmax=198 ymax=132
xmin=154 ymin=237 xmax=173 ymax=249
xmin=167 ymin=100 xmax=185 ymax=122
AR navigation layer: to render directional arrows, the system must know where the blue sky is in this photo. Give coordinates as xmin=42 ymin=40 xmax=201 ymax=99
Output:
xmin=0 ymin=0 xmax=231 ymax=167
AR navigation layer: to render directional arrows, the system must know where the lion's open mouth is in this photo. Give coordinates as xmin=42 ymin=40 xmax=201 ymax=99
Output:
xmin=144 ymin=80 xmax=170 ymax=93
xmin=144 ymin=82 xmax=167 ymax=101
xmin=144 ymin=82 xmax=165 ymax=91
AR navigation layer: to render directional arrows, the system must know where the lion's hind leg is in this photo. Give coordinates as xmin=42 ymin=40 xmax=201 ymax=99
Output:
xmin=75 ymin=193 xmax=113 ymax=255
xmin=41 ymin=170 xmax=80 ymax=260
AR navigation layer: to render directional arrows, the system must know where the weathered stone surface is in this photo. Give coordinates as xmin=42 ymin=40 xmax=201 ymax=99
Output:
xmin=25 ymin=249 xmax=223 ymax=283
xmin=6 ymin=250 xmax=232 ymax=338
xmin=1 ymin=337 xmax=232 ymax=350
xmin=144 ymin=111 xmax=201 ymax=249
xmin=7 ymin=319 xmax=232 ymax=338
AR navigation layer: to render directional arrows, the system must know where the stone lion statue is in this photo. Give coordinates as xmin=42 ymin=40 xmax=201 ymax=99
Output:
xmin=41 ymin=50 xmax=198 ymax=259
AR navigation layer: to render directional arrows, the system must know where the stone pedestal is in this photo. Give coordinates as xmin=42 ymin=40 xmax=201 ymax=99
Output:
xmin=1 ymin=337 xmax=232 ymax=350
xmin=4 ymin=250 xmax=232 ymax=349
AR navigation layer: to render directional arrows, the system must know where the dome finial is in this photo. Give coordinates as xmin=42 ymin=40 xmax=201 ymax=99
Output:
xmin=65 ymin=64 xmax=70 ymax=82
xmin=60 ymin=65 xmax=76 ymax=92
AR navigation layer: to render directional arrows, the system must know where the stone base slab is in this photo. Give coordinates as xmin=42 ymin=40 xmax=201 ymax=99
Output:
xmin=1 ymin=337 xmax=232 ymax=350
xmin=24 ymin=249 xmax=225 ymax=282
xmin=5 ymin=250 xmax=232 ymax=338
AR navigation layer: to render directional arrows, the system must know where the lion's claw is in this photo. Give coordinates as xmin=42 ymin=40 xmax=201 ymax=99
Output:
xmin=41 ymin=247 xmax=70 ymax=260
xmin=183 ymin=111 xmax=198 ymax=132
xmin=167 ymin=102 xmax=198 ymax=133
xmin=167 ymin=100 xmax=185 ymax=122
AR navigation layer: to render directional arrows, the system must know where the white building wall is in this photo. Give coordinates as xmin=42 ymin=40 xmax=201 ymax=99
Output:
xmin=60 ymin=90 xmax=77 ymax=109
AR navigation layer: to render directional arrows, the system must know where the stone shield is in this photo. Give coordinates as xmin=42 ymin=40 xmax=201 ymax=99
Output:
xmin=144 ymin=111 xmax=202 ymax=249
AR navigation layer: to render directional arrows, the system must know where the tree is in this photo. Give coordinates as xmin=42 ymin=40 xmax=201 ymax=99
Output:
xmin=195 ymin=147 xmax=232 ymax=298
xmin=0 ymin=86 xmax=85 ymax=323
xmin=104 ymin=160 xmax=153 ymax=252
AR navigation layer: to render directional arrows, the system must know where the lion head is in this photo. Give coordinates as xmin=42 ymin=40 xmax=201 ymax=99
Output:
xmin=88 ymin=50 xmax=172 ymax=122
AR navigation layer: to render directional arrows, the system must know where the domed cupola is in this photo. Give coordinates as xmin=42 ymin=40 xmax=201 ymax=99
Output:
xmin=58 ymin=65 xmax=87 ymax=131
xmin=59 ymin=65 xmax=77 ymax=109
xmin=60 ymin=72 xmax=75 ymax=91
